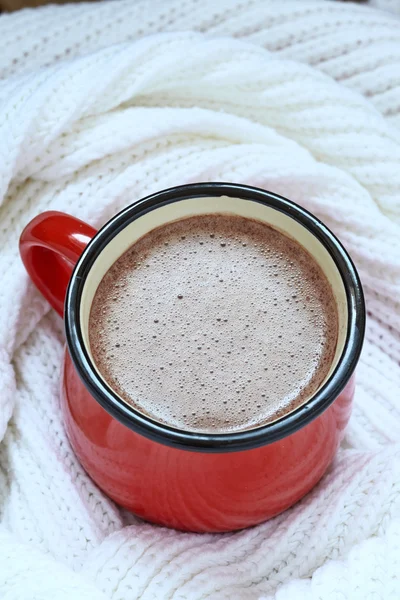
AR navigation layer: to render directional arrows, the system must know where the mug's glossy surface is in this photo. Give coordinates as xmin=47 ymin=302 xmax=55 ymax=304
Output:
xmin=63 ymin=352 xmax=354 ymax=531
xmin=19 ymin=183 xmax=365 ymax=532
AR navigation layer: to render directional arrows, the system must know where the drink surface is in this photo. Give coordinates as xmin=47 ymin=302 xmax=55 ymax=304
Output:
xmin=89 ymin=214 xmax=338 ymax=433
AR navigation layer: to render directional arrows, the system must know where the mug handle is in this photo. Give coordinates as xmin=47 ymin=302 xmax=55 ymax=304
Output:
xmin=19 ymin=211 xmax=97 ymax=318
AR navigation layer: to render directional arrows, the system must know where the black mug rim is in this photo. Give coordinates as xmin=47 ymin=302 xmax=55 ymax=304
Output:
xmin=65 ymin=183 xmax=365 ymax=453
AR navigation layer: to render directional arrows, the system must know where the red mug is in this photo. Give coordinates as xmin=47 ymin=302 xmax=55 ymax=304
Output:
xmin=19 ymin=183 xmax=365 ymax=532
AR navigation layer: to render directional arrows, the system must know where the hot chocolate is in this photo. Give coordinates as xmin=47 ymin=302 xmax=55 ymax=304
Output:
xmin=89 ymin=214 xmax=338 ymax=433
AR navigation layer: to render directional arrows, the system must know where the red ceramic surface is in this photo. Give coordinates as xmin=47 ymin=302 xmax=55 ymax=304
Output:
xmin=19 ymin=186 xmax=362 ymax=533
xmin=62 ymin=351 xmax=353 ymax=531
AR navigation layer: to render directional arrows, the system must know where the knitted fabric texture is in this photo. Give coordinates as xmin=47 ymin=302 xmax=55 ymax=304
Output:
xmin=0 ymin=1 xmax=399 ymax=598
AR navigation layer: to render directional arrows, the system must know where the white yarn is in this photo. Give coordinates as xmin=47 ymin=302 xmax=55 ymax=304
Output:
xmin=0 ymin=1 xmax=399 ymax=598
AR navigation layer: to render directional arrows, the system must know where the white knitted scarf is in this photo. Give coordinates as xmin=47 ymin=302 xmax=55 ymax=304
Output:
xmin=0 ymin=1 xmax=399 ymax=598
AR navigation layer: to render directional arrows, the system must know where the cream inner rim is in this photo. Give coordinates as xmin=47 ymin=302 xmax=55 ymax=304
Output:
xmin=79 ymin=195 xmax=348 ymax=429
